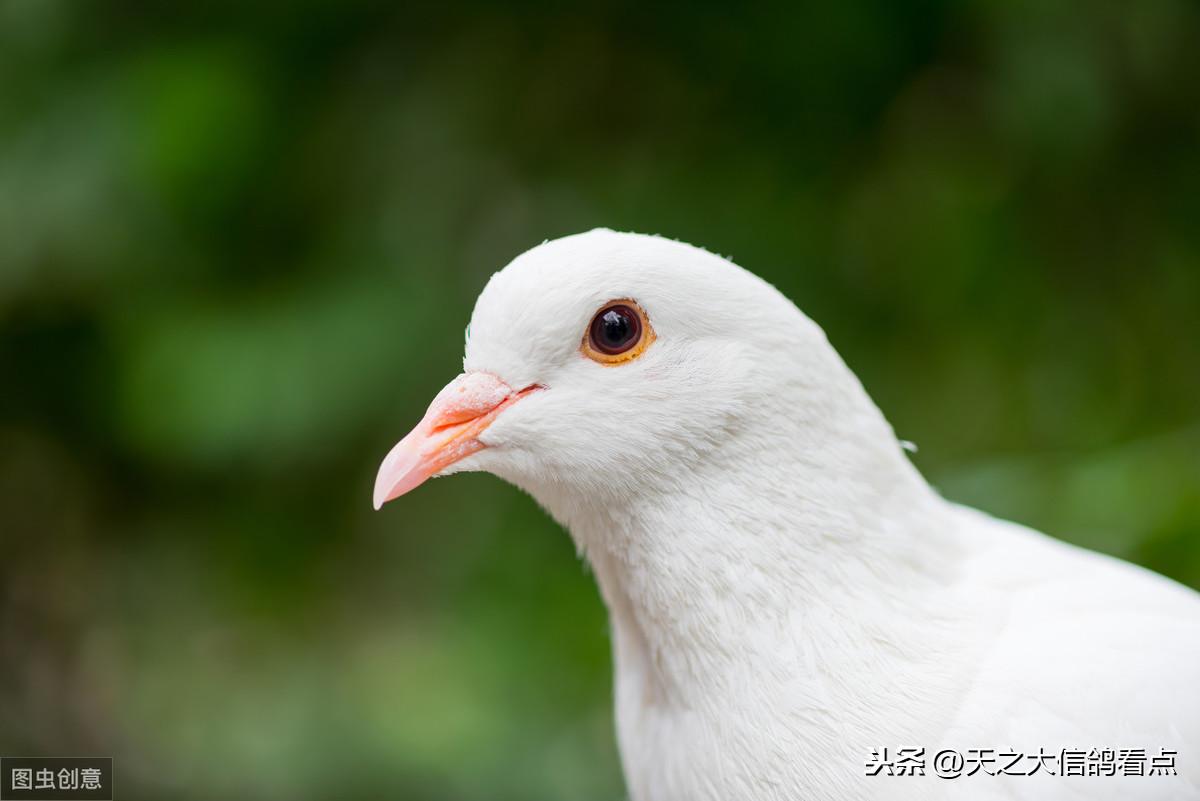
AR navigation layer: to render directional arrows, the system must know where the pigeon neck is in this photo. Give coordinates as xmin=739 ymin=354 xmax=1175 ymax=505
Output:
xmin=559 ymin=395 xmax=960 ymax=707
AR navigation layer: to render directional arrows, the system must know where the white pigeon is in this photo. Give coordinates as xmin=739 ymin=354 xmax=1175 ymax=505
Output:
xmin=373 ymin=229 xmax=1200 ymax=801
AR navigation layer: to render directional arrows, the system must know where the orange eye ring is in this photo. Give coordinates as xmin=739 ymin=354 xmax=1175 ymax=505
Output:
xmin=581 ymin=299 xmax=656 ymax=365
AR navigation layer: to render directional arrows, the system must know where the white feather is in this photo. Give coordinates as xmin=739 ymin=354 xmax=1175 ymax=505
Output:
xmin=445 ymin=229 xmax=1200 ymax=801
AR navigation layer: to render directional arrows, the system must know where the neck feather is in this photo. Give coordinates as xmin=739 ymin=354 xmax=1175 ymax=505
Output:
xmin=543 ymin=389 xmax=963 ymax=706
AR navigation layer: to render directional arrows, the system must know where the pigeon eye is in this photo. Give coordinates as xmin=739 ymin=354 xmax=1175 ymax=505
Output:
xmin=582 ymin=300 xmax=655 ymax=365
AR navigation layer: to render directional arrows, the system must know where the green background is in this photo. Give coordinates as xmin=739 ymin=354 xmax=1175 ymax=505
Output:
xmin=1 ymin=1 xmax=1198 ymax=799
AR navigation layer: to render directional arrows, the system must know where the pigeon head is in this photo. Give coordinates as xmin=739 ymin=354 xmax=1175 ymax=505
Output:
xmin=373 ymin=228 xmax=901 ymax=525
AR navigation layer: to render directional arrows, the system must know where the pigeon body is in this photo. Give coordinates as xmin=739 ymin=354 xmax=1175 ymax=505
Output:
xmin=374 ymin=229 xmax=1200 ymax=800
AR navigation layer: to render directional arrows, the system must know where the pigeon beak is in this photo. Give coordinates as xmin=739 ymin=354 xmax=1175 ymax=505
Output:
xmin=372 ymin=372 xmax=539 ymax=510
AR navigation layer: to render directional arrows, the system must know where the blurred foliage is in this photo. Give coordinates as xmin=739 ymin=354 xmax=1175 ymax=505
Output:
xmin=1 ymin=1 xmax=1198 ymax=799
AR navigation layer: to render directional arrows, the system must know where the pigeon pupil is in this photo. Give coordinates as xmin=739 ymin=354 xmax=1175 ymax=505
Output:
xmin=590 ymin=305 xmax=640 ymax=354
xmin=600 ymin=311 xmax=629 ymax=344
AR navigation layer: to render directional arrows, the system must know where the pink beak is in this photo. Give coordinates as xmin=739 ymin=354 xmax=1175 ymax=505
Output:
xmin=372 ymin=372 xmax=539 ymax=510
